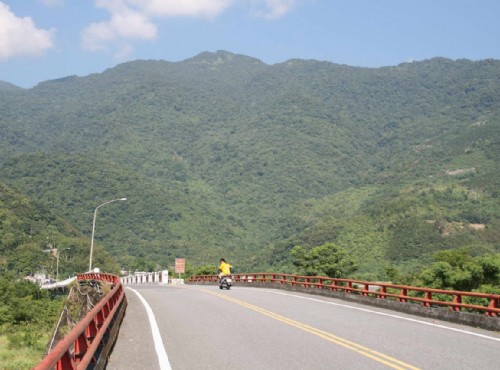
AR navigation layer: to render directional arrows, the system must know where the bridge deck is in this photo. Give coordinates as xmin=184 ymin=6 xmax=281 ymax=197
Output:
xmin=107 ymin=288 xmax=158 ymax=369
xmin=108 ymin=284 xmax=500 ymax=370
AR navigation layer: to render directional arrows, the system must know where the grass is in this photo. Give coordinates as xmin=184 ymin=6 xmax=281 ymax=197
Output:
xmin=0 ymin=330 xmax=50 ymax=370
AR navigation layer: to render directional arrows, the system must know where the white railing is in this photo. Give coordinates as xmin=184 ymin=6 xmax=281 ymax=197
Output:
xmin=40 ymin=276 xmax=77 ymax=290
xmin=121 ymin=270 xmax=171 ymax=285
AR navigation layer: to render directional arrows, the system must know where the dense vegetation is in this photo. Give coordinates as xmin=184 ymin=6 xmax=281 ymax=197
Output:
xmin=0 ymin=182 xmax=119 ymax=367
xmin=0 ymin=274 xmax=63 ymax=369
xmin=1 ymin=52 xmax=498 ymax=367
xmin=0 ymin=51 xmax=498 ymax=284
xmin=0 ymin=182 xmax=120 ymax=278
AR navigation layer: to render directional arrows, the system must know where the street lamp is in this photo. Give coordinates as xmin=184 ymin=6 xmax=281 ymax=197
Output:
xmin=89 ymin=197 xmax=127 ymax=272
xmin=56 ymin=247 xmax=71 ymax=282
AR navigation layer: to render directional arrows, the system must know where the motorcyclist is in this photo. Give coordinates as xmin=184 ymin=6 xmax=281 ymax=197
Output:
xmin=218 ymin=258 xmax=232 ymax=282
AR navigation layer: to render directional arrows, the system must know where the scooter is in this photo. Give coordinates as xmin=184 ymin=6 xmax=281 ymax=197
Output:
xmin=219 ymin=275 xmax=232 ymax=290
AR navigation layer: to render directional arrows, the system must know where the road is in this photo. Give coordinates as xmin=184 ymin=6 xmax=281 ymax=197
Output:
xmin=107 ymin=285 xmax=500 ymax=370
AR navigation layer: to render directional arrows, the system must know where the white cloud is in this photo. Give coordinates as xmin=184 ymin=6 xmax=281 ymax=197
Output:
xmin=0 ymin=2 xmax=55 ymax=60
xmin=250 ymin=0 xmax=300 ymax=19
xmin=130 ymin=0 xmax=234 ymax=19
xmin=38 ymin=0 xmax=64 ymax=7
xmin=82 ymin=9 xmax=156 ymax=51
xmin=83 ymin=0 xmax=234 ymax=56
xmin=82 ymin=0 xmax=300 ymax=56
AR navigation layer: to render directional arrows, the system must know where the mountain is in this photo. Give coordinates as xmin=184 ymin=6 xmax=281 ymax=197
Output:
xmin=0 ymin=181 xmax=119 ymax=277
xmin=0 ymin=51 xmax=498 ymax=276
xmin=0 ymin=81 xmax=22 ymax=91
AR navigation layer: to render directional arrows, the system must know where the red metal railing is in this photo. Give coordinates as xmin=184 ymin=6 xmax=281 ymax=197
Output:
xmin=34 ymin=272 xmax=126 ymax=370
xmin=188 ymin=273 xmax=500 ymax=317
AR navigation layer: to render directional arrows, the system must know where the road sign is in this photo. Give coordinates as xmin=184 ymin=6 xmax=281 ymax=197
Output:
xmin=175 ymin=258 xmax=185 ymax=274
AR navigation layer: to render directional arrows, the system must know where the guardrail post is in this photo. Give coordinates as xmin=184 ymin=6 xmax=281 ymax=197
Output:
xmin=75 ymin=333 xmax=89 ymax=362
xmin=487 ymin=298 xmax=498 ymax=317
xmin=330 ymin=280 xmax=337 ymax=291
xmin=399 ymin=288 xmax=408 ymax=303
xmin=362 ymin=283 xmax=369 ymax=296
xmin=452 ymin=294 xmax=462 ymax=311
xmin=59 ymin=352 xmax=74 ymax=369
xmin=345 ymin=281 xmax=352 ymax=293
xmin=87 ymin=319 xmax=98 ymax=341
xmin=377 ymin=286 xmax=387 ymax=299
xmin=423 ymin=292 xmax=432 ymax=307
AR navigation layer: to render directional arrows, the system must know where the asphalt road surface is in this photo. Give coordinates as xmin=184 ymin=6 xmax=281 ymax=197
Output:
xmin=107 ymin=285 xmax=500 ymax=370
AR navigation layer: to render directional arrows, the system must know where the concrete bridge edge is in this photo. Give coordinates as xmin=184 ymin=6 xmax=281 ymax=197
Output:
xmin=188 ymin=281 xmax=500 ymax=332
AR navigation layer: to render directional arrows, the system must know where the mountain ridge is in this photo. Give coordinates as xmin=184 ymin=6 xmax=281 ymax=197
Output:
xmin=0 ymin=51 xmax=498 ymax=275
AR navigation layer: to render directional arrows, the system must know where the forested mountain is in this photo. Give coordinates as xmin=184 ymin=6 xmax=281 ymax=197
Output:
xmin=0 ymin=182 xmax=119 ymax=278
xmin=0 ymin=51 xmax=499 ymax=277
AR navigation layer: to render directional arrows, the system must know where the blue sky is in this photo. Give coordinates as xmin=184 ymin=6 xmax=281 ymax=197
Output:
xmin=1 ymin=0 xmax=499 ymax=88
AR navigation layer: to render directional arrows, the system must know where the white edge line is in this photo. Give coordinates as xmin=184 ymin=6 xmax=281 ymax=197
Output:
xmin=127 ymin=287 xmax=172 ymax=370
xmin=257 ymin=289 xmax=500 ymax=342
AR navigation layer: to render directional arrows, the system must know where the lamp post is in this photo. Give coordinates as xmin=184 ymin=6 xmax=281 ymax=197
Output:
xmin=56 ymin=247 xmax=71 ymax=282
xmin=89 ymin=198 xmax=127 ymax=272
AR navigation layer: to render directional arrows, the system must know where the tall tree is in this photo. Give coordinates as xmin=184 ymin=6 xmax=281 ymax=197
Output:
xmin=290 ymin=243 xmax=357 ymax=278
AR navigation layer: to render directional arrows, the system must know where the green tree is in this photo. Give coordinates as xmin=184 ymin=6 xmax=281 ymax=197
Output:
xmin=290 ymin=243 xmax=357 ymax=278
xmin=476 ymin=253 xmax=500 ymax=286
xmin=417 ymin=250 xmax=500 ymax=291
xmin=191 ymin=264 xmax=218 ymax=276
xmin=432 ymin=248 xmax=472 ymax=267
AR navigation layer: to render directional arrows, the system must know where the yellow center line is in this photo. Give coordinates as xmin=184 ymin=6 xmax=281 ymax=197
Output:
xmin=202 ymin=289 xmax=420 ymax=370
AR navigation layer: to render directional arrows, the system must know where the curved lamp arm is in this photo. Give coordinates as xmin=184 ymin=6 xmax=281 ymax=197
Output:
xmin=89 ymin=198 xmax=127 ymax=272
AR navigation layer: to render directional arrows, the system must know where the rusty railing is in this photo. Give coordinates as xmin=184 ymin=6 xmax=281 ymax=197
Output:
xmin=34 ymin=272 xmax=126 ymax=370
xmin=188 ymin=272 xmax=500 ymax=317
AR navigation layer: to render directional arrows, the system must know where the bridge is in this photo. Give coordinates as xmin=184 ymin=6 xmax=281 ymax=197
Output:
xmin=35 ymin=272 xmax=500 ymax=369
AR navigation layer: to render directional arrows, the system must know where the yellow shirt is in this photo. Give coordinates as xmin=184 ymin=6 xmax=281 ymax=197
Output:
xmin=219 ymin=261 xmax=232 ymax=275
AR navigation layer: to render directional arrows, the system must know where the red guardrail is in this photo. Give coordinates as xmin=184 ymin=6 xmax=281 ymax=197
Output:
xmin=188 ymin=273 xmax=500 ymax=317
xmin=34 ymin=272 xmax=126 ymax=370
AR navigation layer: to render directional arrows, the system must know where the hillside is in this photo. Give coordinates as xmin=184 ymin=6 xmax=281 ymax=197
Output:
xmin=0 ymin=182 xmax=119 ymax=277
xmin=0 ymin=51 xmax=498 ymax=276
xmin=0 ymin=81 xmax=22 ymax=91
